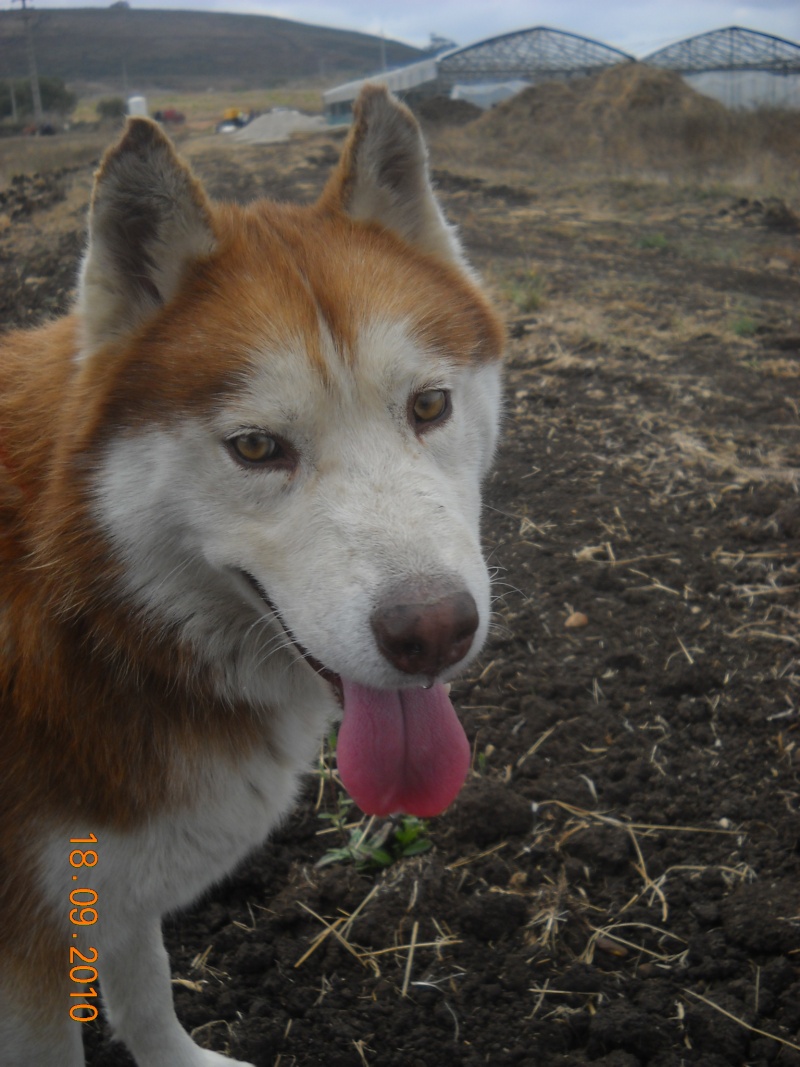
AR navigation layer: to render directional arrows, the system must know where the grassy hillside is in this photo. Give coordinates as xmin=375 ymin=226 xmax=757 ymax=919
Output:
xmin=0 ymin=7 xmax=423 ymax=91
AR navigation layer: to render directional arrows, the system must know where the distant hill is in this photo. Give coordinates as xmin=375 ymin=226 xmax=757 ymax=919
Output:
xmin=0 ymin=7 xmax=424 ymax=90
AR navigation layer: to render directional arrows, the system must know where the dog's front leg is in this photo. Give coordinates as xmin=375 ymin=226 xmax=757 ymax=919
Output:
xmin=99 ymin=917 xmax=255 ymax=1067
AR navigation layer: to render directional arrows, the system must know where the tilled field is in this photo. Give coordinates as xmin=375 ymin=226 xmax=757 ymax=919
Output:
xmin=1 ymin=125 xmax=799 ymax=1067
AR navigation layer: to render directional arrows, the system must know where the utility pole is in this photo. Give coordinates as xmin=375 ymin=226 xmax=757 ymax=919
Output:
xmin=13 ymin=0 xmax=43 ymax=125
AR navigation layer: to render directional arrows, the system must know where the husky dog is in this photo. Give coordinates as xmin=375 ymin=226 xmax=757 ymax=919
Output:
xmin=0 ymin=86 xmax=504 ymax=1066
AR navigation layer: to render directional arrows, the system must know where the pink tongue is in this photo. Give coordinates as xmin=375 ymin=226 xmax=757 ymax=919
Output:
xmin=337 ymin=680 xmax=470 ymax=817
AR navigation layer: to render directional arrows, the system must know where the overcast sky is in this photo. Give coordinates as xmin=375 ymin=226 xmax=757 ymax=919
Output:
xmin=7 ymin=0 xmax=800 ymax=56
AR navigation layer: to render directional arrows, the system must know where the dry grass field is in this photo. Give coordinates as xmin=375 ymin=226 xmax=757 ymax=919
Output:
xmin=1 ymin=66 xmax=799 ymax=1066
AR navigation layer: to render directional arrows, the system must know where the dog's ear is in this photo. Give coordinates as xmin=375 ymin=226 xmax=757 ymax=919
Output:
xmin=319 ymin=85 xmax=467 ymax=268
xmin=76 ymin=118 xmax=216 ymax=358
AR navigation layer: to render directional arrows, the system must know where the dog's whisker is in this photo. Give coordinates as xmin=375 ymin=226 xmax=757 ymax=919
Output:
xmin=242 ymin=611 xmax=282 ymax=645
xmin=490 ymin=580 xmax=530 ymax=599
xmin=252 ymin=631 xmax=298 ymax=670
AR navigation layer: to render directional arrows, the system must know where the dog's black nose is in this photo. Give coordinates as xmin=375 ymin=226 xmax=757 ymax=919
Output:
xmin=371 ymin=581 xmax=479 ymax=678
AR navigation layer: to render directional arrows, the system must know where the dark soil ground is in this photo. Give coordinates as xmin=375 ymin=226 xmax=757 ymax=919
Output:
xmin=1 ymin=120 xmax=799 ymax=1067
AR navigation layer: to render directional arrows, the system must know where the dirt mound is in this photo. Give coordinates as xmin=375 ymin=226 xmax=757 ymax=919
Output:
xmin=481 ymin=63 xmax=723 ymax=134
xmin=576 ymin=61 xmax=725 ymax=117
xmin=413 ymin=95 xmax=482 ymax=126
xmin=475 ymin=62 xmax=731 ymax=169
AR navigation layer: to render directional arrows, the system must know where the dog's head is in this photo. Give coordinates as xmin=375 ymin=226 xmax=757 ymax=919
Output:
xmin=73 ymin=87 xmax=504 ymax=816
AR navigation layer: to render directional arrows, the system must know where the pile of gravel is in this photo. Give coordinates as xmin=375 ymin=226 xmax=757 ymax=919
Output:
xmin=231 ymin=110 xmax=327 ymax=144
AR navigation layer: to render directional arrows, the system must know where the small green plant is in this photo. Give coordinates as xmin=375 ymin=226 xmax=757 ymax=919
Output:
xmin=317 ymin=799 xmax=432 ymax=871
xmin=391 ymin=816 xmax=432 ymax=859
xmin=731 ymin=315 xmax=758 ymax=338
xmin=637 ymin=232 xmax=669 ymax=251
xmin=506 ymin=267 xmax=546 ymax=312
xmin=315 ymin=729 xmax=432 ymax=871
xmin=317 ymin=790 xmax=351 ymax=835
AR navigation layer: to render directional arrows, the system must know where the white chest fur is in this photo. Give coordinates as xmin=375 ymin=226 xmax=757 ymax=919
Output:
xmin=38 ymin=722 xmax=327 ymax=946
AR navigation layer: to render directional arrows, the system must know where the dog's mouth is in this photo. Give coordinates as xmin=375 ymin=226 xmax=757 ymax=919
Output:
xmin=236 ymin=568 xmax=471 ymax=820
xmin=238 ymin=569 xmax=343 ymax=702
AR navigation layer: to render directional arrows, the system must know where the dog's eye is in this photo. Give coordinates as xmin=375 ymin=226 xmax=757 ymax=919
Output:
xmin=412 ymin=389 xmax=449 ymax=428
xmin=228 ymin=432 xmax=282 ymax=465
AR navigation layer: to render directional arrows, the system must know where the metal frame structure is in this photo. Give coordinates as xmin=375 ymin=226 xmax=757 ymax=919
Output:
xmin=323 ymin=26 xmax=634 ymax=116
xmin=437 ymin=26 xmax=634 ymax=89
xmin=323 ymin=24 xmax=800 ymax=117
xmin=644 ymin=26 xmax=800 ymax=74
